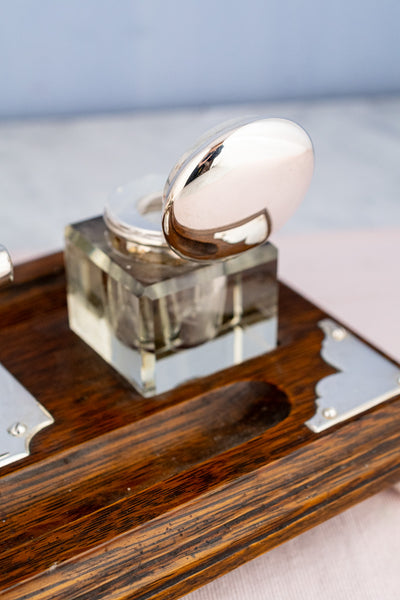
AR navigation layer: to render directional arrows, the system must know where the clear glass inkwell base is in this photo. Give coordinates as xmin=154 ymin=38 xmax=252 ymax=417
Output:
xmin=64 ymin=182 xmax=278 ymax=397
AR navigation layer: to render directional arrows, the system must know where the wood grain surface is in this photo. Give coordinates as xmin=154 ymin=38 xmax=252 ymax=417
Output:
xmin=0 ymin=253 xmax=399 ymax=600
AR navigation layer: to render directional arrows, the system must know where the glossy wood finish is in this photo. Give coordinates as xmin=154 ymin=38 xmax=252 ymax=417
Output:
xmin=0 ymin=253 xmax=399 ymax=600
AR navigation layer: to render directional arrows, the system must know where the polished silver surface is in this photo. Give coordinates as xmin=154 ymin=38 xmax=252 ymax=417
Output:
xmin=0 ymin=363 xmax=54 ymax=468
xmin=0 ymin=245 xmax=13 ymax=286
xmin=0 ymin=243 xmax=54 ymax=467
xmin=306 ymin=319 xmax=400 ymax=433
xmin=162 ymin=118 xmax=314 ymax=260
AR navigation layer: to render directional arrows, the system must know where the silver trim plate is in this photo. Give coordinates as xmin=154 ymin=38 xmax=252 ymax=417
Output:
xmin=0 ymin=363 xmax=54 ymax=468
xmin=306 ymin=319 xmax=400 ymax=433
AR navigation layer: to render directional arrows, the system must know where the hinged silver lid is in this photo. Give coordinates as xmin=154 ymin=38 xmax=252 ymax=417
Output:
xmin=162 ymin=118 xmax=314 ymax=260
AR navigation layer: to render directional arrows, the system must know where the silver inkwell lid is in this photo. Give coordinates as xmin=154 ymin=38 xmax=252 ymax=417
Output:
xmin=104 ymin=117 xmax=314 ymax=262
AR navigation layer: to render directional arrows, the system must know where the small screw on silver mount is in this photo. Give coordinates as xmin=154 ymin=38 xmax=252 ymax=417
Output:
xmin=322 ymin=407 xmax=337 ymax=420
xmin=331 ymin=327 xmax=347 ymax=342
xmin=8 ymin=422 xmax=28 ymax=437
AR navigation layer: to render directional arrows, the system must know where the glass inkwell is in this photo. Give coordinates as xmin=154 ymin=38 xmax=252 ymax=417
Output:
xmin=64 ymin=118 xmax=314 ymax=396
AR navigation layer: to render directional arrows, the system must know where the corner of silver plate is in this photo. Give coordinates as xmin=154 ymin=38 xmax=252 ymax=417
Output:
xmin=305 ymin=319 xmax=400 ymax=433
xmin=0 ymin=363 xmax=54 ymax=468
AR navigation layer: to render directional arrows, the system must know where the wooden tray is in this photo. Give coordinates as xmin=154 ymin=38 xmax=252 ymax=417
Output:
xmin=1 ymin=253 xmax=399 ymax=600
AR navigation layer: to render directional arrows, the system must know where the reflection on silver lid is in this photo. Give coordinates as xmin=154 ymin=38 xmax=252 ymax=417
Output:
xmin=162 ymin=118 xmax=314 ymax=261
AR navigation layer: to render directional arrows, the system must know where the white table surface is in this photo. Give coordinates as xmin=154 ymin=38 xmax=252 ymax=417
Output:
xmin=1 ymin=96 xmax=399 ymax=598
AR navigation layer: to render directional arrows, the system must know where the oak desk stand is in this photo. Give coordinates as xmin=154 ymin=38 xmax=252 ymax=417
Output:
xmin=1 ymin=253 xmax=399 ymax=600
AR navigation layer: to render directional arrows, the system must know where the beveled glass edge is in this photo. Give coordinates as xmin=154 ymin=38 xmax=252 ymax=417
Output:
xmin=65 ymin=217 xmax=278 ymax=301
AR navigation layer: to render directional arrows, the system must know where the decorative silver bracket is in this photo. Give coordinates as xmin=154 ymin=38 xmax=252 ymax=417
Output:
xmin=0 ymin=363 xmax=54 ymax=468
xmin=306 ymin=319 xmax=400 ymax=433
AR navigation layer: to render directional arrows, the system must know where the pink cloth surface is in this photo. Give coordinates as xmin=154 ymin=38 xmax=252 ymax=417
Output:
xmin=275 ymin=228 xmax=400 ymax=364
xmin=183 ymin=228 xmax=400 ymax=600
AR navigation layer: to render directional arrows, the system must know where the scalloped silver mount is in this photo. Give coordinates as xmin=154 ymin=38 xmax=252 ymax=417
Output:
xmin=0 ymin=363 xmax=54 ymax=468
xmin=306 ymin=319 xmax=400 ymax=433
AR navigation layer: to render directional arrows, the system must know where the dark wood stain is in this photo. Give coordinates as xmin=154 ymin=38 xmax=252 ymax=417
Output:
xmin=0 ymin=253 xmax=399 ymax=599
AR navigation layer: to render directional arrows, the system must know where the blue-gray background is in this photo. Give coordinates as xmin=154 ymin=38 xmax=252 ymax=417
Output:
xmin=1 ymin=0 xmax=400 ymax=119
